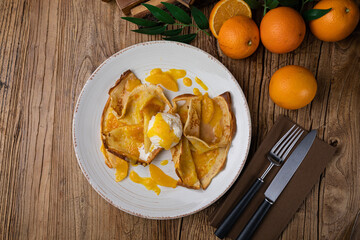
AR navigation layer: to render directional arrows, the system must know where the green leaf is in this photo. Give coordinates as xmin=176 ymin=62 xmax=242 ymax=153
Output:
xmin=132 ymin=25 xmax=166 ymax=35
xmin=163 ymin=33 xmax=197 ymax=44
xmin=142 ymin=3 xmax=175 ymax=24
xmin=266 ymin=0 xmax=279 ymax=9
xmin=190 ymin=6 xmax=209 ymax=30
xmin=161 ymin=2 xmax=192 ymax=24
xmin=303 ymin=8 xmax=331 ymax=21
xmin=245 ymin=0 xmax=261 ymax=9
xmin=278 ymin=0 xmax=299 ymax=7
xmin=162 ymin=28 xmax=183 ymax=36
xmin=121 ymin=17 xmax=159 ymax=27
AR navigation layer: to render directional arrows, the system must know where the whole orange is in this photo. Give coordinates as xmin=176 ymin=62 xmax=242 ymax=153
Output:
xmin=269 ymin=65 xmax=317 ymax=110
xmin=309 ymin=0 xmax=359 ymax=42
xmin=260 ymin=7 xmax=306 ymax=54
xmin=218 ymin=16 xmax=260 ymax=59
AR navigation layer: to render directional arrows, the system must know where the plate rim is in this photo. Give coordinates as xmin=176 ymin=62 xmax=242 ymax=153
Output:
xmin=72 ymin=40 xmax=252 ymax=219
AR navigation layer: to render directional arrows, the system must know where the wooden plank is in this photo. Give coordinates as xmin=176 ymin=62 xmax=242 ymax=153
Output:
xmin=317 ymin=35 xmax=360 ymax=239
xmin=46 ymin=0 xmax=178 ymax=239
xmin=0 ymin=0 xmax=57 ymax=239
xmin=0 ymin=0 xmax=27 ymax=238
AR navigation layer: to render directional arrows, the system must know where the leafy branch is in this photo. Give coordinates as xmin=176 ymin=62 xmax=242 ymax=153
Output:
xmin=122 ymin=2 xmax=210 ymax=44
xmin=244 ymin=0 xmax=331 ymax=20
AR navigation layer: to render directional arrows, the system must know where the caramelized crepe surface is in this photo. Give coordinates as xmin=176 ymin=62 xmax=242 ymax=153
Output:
xmin=171 ymin=92 xmax=236 ymax=189
xmin=101 ymin=70 xmax=172 ymax=165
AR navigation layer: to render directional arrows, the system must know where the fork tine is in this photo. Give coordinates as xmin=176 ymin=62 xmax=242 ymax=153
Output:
xmin=274 ymin=126 xmax=299 ymax=155
xmin=270 ymin=125 xmax=296 ymax=153
xmin=280 ymin=129 xmax=304 ymax=159
xmin=278 ymin=129 xmax=304 ymax=159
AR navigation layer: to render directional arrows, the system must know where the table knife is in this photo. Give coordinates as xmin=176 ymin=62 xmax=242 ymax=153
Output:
xmin=236 ymin=130 xmax=317 ymax=240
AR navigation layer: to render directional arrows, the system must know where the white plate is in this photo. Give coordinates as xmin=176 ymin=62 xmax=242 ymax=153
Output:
xmin=73 ymin=41 xmax=251 ymax=219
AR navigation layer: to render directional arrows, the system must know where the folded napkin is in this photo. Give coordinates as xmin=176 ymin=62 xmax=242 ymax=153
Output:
xmin=209 ymin=116 xmax=336 ymax=240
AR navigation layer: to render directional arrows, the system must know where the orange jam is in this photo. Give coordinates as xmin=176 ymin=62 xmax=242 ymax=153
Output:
xmin=209 ymin=102 xmax=223 ymax=139
xmin=145 ymin=68 xmax=186 ymax=92
xmin=201 ymin=93 xmax=214 ymax=124
xmin=149 ymin=164 xmax=177 ymax=188
xmin=129 ymin=171 xmax=161 ymax=195
xmin=193 ymin=88 xmax=201 ymax=96
xmin=160 ymin=160 xmax=169 ymax=166
xmin=195 ymin=77 xmax=208 ymax=91
xmin=100 ymin=144 xmax=129 ymax=182
xmin=183 ymin=77 xmax=192 ymax=87
xmin=114 ymin=159 xmax=129 ymax=182
xmin=147 ymin=113 xmax=180 ymax=150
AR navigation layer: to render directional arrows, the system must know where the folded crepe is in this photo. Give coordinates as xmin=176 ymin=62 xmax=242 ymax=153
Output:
xmin=101 ymin=70 xmax=172 ymax=165
xmin=171 ymin=92 xmax=236 ymax=189
xmin=170 ymin=137 xmax=201 ymax=189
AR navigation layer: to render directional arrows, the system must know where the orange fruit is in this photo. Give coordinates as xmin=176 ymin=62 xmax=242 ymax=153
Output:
xmin=309 ymin=0 xmax=360 ymax=42
xmin=218 ymin=16 xmax=259 ymax=59
xmin=269 ymin=65 xmax=317 ymax=110
xmin=209 ymin=0 xmax=252 ymax=38
xmin=260 ymin=7 xmax=306 ymax=54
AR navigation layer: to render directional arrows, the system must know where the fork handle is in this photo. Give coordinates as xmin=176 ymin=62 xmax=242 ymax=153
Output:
xmin=236 ymin=199 xmax=273 ymax=240
xmin=214 ymin=178 xmax=264 ymax=239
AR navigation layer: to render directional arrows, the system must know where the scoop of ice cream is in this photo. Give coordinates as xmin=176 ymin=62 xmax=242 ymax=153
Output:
xmin=147 ymin=113 xmax=182 ymax=150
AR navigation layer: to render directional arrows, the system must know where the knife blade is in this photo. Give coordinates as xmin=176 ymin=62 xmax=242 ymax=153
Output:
xmin=236 ymin=130 xmax=317 ymax=240
xmin=265 ymin=130 xmax=317 ymax=202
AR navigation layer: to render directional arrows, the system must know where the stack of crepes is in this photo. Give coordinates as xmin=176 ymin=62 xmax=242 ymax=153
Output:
xmin=101 ymin=70 xmax=172 ymax=167
xmin=170 ymin=92 xmax=236 ymax=189
xmin=101 ymin=70 xmax=236 ymax=189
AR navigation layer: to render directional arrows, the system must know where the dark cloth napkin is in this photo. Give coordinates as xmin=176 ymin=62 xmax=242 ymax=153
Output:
xmin=209 ymin=116 xmax=336 ymax=240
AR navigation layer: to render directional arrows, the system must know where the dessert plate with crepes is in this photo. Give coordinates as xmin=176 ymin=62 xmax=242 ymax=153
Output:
xmin=73 ymin=41 xmax=251 ymax=219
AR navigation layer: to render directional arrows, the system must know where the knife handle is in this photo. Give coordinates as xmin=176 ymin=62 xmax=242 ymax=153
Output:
xmin=214 ymin=178 xmax=264 ymax=239
xmin=236 ymin=199 xmax=273 ymax=240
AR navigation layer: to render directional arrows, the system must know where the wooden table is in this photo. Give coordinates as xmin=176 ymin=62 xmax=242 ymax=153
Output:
xmin=1 ymin=0 xmax=359 ymax=239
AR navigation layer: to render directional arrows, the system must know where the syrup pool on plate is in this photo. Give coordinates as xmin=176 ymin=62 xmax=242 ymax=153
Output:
xmin=160 ymin=160 xmax=169 ymax=166
xmin=145 ymin=68 xmax=186 ymax=92
xmin=129 ymin=164 xmax=178 ymax=195
xmin=193 ymin=88 xmax=201 ymax=96
xmin=183 ymin=77 xmax=192 ymax=87
xmin=129 ymin=170 xmax=161 ymax=195
xmin=149 ymin=164 xmax=177 ymax=188
xmin=195 ymin=77 xmax=208 ymax=91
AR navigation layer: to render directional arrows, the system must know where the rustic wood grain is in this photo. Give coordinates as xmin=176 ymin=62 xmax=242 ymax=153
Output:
xmin=0 ymin=0 xmax=359 ymax=239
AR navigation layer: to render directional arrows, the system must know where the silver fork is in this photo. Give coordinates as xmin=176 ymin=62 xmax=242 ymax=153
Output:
xmin=215 ymin=125 xmax=304 ymax=239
